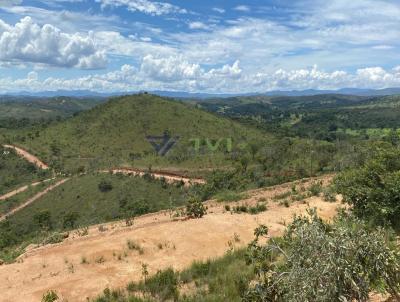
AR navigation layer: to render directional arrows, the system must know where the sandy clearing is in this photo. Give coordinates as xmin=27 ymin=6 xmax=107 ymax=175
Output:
xmin=2 ymin=145 xmax=49 ymax=170
xmin=0 ymin=178 xmax=55 ymax=201
xmin=0 ymin=178 xmax=69 ymax=222
xmin=0 ymin=176 xmax=342 ymax=302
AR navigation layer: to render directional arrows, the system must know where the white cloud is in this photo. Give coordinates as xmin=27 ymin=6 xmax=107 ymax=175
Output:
xmin=0 ymin=0 xmax=21 ymax=6
xmin=0 ymin=17 xmax=107 ymax=69
xmin=96 ymin=0 xmax=187 ymax=16
xmin=212 ymin=7 xmax=225 ymax=14
xmin=3 ymin=60 xmax=400 ymax=94
xmin=188 ymin=22 xmax=209 ymax=30
xmin=234 ymin=5 xmax=250 ymax=12
xmin=140 ymin=55 xmax=202 ymax=81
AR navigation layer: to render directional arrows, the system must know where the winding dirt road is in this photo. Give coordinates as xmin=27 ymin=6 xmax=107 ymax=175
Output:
xmin=3 ymin=145 xmax=49 ymax=170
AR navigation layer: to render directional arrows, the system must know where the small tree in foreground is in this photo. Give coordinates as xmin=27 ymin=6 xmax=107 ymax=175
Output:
xmin=335 ymin=147 xmax=400 ymax=229
xmin=244 ymin=210 xmax=400 ymax=302
xmin=186 ymin=197 xmax=207 ymax=219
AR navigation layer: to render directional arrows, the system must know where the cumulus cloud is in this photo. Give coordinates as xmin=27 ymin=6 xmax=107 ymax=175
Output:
xmin=0 ymin=17 xmax=107 ymax=69
xmin=3 ymin=59 xmax=400 ymax=94
xmin=234 ymin=5 xmax=250 ymax=12
xmin=96 ymin=0 xmax=187 ymax=16
xmin=140 ymin=55 xmax=202 ymax=81
xmin=188 ymin=22 xmax=209 ymax=30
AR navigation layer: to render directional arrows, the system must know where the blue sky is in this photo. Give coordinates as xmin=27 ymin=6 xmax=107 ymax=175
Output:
xmin=0 ymin=0 xmax=399 ymax=93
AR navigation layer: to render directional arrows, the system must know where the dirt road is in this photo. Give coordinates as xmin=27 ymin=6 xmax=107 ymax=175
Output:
xmin=0 ymin=178 xmax=55 ymax=201
xmin=106 ymin=168 xmax=205 ymax=186
xmin=0 ymin=177 xmax=342 ymax=302
xmin=0 ymin=178 xmax=69 ymax=222
xmin=2 ymin=145 xmax=49 ymax=170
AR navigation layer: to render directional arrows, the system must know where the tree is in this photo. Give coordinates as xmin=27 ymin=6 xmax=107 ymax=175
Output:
xmin=335 ymin=147 xmax=400 ymax=229
xmin=244 ymin=210 xmax=400 ymax=301
xmin=33 ymin=210 xmax=52 ymax=230
xmin=186 ymin=197 xmax=207 ymax=219
xmin=98 ymin=180 xmax=113 ymax=192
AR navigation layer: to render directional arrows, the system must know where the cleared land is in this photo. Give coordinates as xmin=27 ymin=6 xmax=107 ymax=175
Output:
xmin=0 ymin=176 xmax=341 ymax=302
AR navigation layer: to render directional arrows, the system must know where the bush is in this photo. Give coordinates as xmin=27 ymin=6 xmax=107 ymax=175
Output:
xmin=98 ymin=180 xmax=113 ymax=192
xmin=33 ymin=210 xmax=52 ymax=230
xmin=308 ymin=181 xmax=322 ymax=196
xmin=62 ymin=212 xmax=79 ymax=229
xmin=186 ymin=198 xmax=207 ymax=218
xmin=335 ymin=148 xmax=400 ymax=229
xmin=244 ymin=210 xmax=400 ymax=301
xmin=41 ymin=290 xmax=58 ymax=302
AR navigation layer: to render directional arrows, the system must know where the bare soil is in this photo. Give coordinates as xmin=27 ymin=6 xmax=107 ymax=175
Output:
xmin=0 ymin=176 xmax=342 ymax=302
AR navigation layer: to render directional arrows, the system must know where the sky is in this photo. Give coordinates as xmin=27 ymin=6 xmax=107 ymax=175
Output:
xmin=0 ymin=0 xmax=399 ymax=93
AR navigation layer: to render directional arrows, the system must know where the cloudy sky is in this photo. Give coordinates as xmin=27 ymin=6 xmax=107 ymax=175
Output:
xmin=0 ymin=0 xmax=399 ymax=93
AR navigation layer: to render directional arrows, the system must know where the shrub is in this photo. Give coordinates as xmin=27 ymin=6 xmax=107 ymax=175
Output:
xmin=140 ymin=268 xmax=179 ymax=301
xmin=127 ymin=240 xmax=144 ymax=254
xmin=322 ymin=186 xmax=337 ymax=202
xmin=249 ymin=203 xmax=267 ymax=215
xmin=42 ymin=232 xmax=67 ymax=245
xmin=62 ymin=212 xmax=79 ymax=229
xmin=335 ymin=148 xmax=400 ymax=229
xmin=41 ymin=290 xmax=58 ymax=302
xmin=308 ymin=181 xmax=322 ymax=196
xmin=98 ymin=180 xmax=113 ymax=192
xmin=33 ymin=210 xmax=52 ymax=230
xmin=244 ymin=210 xmax=400 ymax=301
xmin=186 ymin=198 xmax=207 ymax=218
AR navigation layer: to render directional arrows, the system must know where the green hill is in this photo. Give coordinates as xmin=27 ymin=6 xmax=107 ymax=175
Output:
xmin=0 ymin=96 xmax=105 ymax=128
xmin=0 ymin=146 xmax=50 ymax=195
xmin=8 ymin=94 xmax=270 ymax=174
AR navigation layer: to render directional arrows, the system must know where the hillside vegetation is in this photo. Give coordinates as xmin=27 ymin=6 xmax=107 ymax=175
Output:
xmin=5 ymin=94 xmax=271 ymax=173
xmin=0 ymin=146 xmax=50 ymax=195
xmin=195 ymin=94 xmax=400 ymax=141
xmin=0 ymin=96 xmax=105 ymax=129
xmin=0 ymin=173 xmax=189 ymax=261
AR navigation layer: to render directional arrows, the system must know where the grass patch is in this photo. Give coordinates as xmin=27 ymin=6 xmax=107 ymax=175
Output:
xmin=92 ymin=249 xmax=254 ymax=302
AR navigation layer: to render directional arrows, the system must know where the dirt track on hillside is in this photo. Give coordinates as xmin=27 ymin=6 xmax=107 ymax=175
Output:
xmin=0 ymin=176 xmax=343 ymax=302
xmin=0 ymin=178 xmax=69 ymax=222
xmin=105 ymin=168 xmax=205 ymax=186
xmin=0 ymin=178 xmax=55 ymax=201
xmin=3 ymin=145 xmax=49 ymax=170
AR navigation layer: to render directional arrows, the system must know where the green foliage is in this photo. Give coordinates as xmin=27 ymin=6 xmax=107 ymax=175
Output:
xmin=98 ymin=180 xmax=113 ymax=192
xmin=308 ymin=181 xmax=322 ymax=196
xmin=244 ymin=210 xmax=400 ymax=301
xmin=33 ymin=210 xmax=52 ymax=230
xmin=186 ymin=198 xmax=207 ymax=219
xmin=41 ymin=290 xmax=58 ymax=302
xmin=335 ymin=147 xmax=400 ymax=229
xmin=92 ymin=249 xmax=254 ymax=302
xmin=12 ymin=94 xmax=268 ymax=173
xmin=62 ymin=211 xmax=80 ymax=229
xmin=0 ymin=146 xmax=50 ymax=195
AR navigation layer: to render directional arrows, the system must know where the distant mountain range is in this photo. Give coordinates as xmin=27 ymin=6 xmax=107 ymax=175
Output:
xmin=2 ymin=87 xmax=400 ymax=99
